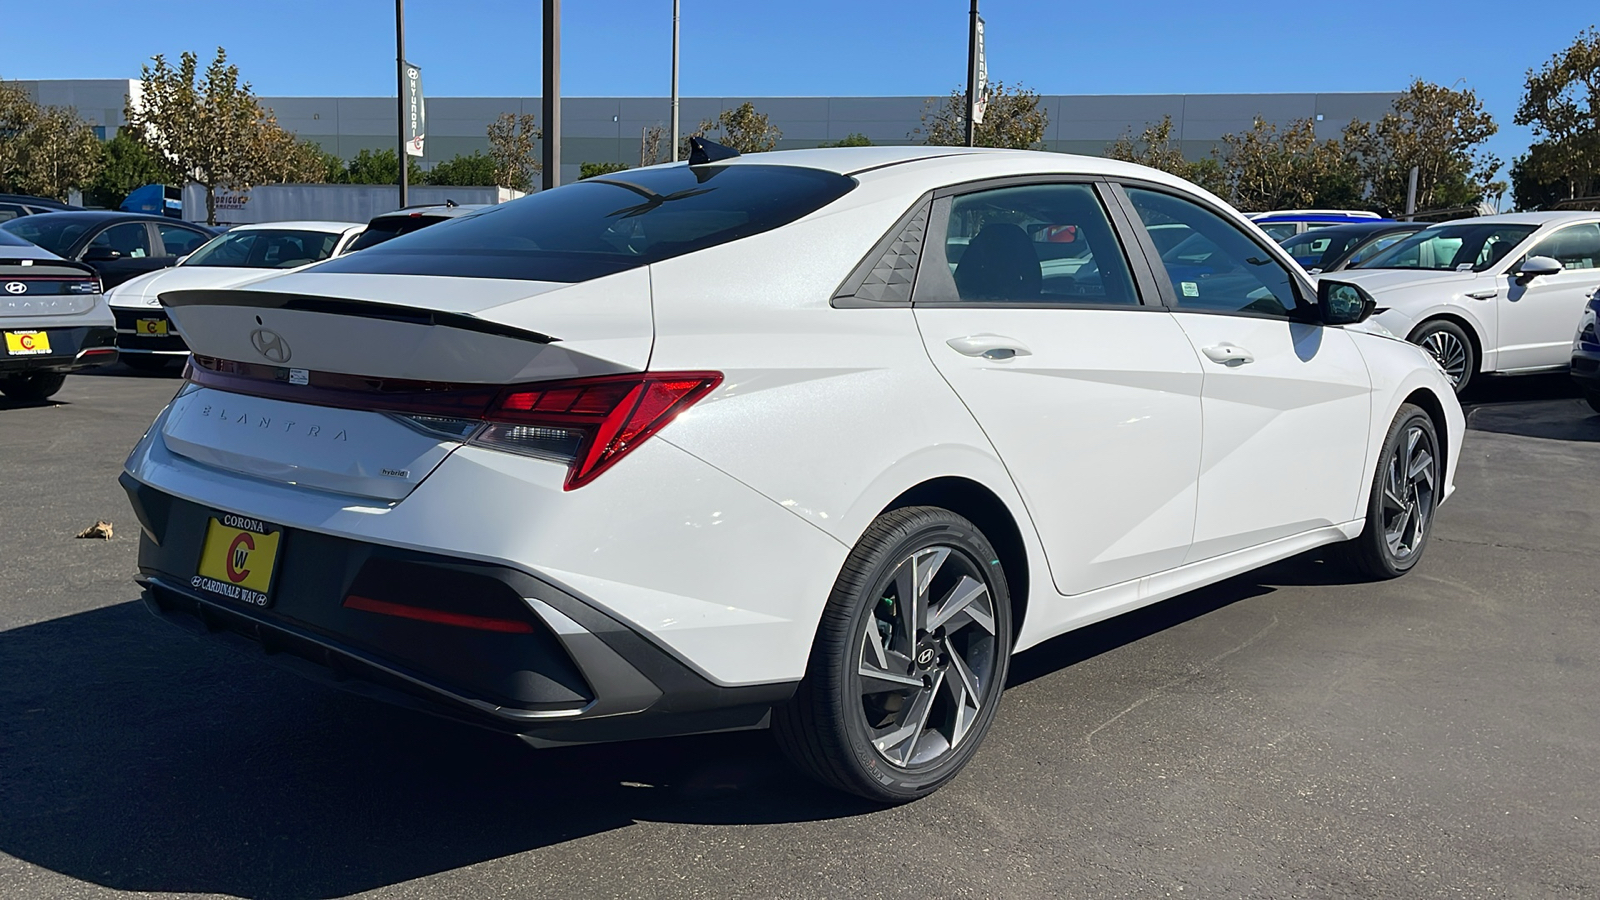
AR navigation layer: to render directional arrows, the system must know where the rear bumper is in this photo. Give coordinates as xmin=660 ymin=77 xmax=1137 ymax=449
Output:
xmin=1572 ymin=347 xmax=1600 ymax=392
xmin=112 ymin=306 xmax=189 ymax=354
xmin=122 ymin=473 xmax=795 ymax=745
xmin=0 ymin=325 xmax=117 ymax=374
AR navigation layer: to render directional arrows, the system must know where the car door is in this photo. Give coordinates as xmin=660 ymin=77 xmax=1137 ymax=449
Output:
xmin=910 ymin=180 xmax=1204 ymax=596
xmin=80 ymin=221 xmax=160 ymax=288
xmin=155 ymin=222 xmax=212 ymax=263
xmin=1498 ymin=222 xmax=1600 ymax=370
xmin=1115 ymin=185 xmax=1372 ymax=563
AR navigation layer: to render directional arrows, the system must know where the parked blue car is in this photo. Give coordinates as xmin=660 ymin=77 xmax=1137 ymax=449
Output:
xmin=1574 ymin=294 xmax=1600 ymax=414
xmin=1249 ymin=209 xmax=1391 ymax=241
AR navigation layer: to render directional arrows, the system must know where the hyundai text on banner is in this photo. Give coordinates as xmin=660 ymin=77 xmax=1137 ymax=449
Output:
xmin=404 ymin=61 xmax=426 ymax=157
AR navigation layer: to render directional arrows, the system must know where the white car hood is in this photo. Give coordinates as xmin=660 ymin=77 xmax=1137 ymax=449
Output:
xmin=108 ymin=265 xmax=285 ymax=308
xmin=1332 ymin=267 xmax=1483 ymax=295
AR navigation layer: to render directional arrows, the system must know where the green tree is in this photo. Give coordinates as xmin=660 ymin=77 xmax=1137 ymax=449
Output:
xmin=0 ymin=80 xmax=104 ymax=200
xmin=84 ymin=126 xmax=179 ymax=208
xmin=915 ymin=81 xmax=1047 ymax=149
xmin=1344 ymin=79 xmax=1501 ymax=213
xmin=128 ymin=47 xmax=318 ymax=223
xmin=425 ymin=151 xmax=497 ymax=186
xmin=579 ymin=161 xmax=630 ymax=179
xmin=1219 ymin=117 xmax=1362 ymax=212
xmin=488 ymin=112 xmax=541 ymax=191
xmin=688 ymin=102 xmax=782 ymax=155
xmin=818 ymin=132 xmax=872 ymax=148
xmin=1106 ymin=116 xmax=1236 ymax=197
xmin=1515 ymin=27 xmax=1600 ymax=205
xmin=342 ymin=148 xmax=424 ymax=185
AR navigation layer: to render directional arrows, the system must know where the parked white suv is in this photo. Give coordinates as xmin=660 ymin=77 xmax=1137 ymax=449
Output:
xmin=1336 ymin=212 xmax=1600 ymax=393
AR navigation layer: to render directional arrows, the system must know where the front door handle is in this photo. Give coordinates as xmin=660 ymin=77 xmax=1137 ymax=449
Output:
xmin=946 ymin=334 xmax=1032 ymax=360
xmin=1201 ymin=343 xmax=1255 ymax=366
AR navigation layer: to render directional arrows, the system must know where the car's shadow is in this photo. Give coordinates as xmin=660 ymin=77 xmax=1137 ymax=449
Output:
xmin=0 ymin=553 xmax=1337 ymax=898
xmin=1462 ymin=373 xmax=1600 ymax=442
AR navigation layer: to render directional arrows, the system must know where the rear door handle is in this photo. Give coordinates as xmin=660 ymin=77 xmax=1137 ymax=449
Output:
xmin=1201 ymin=343 xmax=1255 ymax=366
xmin=946 ymin=334 xmax=1032 ymax=360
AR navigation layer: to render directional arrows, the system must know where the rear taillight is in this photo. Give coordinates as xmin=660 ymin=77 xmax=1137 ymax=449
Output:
xmin=475 ymin=372 xmax=721 ymax=490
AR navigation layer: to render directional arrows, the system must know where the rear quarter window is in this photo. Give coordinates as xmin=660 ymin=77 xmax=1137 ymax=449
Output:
xmin=316 ymin=165 xmax=857 ymax=282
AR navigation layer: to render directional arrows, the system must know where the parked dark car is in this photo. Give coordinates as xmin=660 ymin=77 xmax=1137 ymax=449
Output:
xmin=0 ymin=192 xmax=82 ymax=223
xmin=1277 ymin=221 xmax=1427 ymax=274
xmin=343 ymin=203 xmax=487 ymax=252
xmin=0 ymin=212 xmax=218 ymax=289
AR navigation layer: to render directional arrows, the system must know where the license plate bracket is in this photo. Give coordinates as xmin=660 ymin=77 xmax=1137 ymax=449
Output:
xmin=192 ymin=513 xmax=283 ymax=608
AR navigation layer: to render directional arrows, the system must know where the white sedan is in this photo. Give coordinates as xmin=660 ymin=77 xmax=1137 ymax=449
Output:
xmin=106 ymin=221 xmax=364 ymax=371
xmin=1336 ymin=212 xmax=1600 ymax=393
xmin=121 ymin=145 xmax=1462 ymax=801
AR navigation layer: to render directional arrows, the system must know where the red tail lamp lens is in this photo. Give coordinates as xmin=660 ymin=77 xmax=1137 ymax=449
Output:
xmin=477 ymin=372 xmax=721 ymax=490
xmin=343 ymin=594 xmax=536 ymax=633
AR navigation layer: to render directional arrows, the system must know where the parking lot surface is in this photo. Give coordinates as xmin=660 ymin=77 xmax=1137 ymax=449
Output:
xmin=2 ymin=366 xmax=1598 ymax=899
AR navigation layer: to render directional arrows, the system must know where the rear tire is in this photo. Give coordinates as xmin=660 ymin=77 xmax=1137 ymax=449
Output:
xmin=773 ymin=506 xmax=1013 ymax=803
xmin=1343 ymin=404 xmax=1440 ymax=580
xmin=121 ymin=355 xmax=173 ymax=373
xmin=1409 ymin=320 xmax=1476 ymax=395
xmin=0 ymin=372 xmax=66 ymax=402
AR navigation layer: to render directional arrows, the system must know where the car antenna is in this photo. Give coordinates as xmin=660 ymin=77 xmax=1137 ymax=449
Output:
xmin=444 ymin=199 xmax=458 ymax=207
xmin=688 ymin=136 xmax=739 ymax=166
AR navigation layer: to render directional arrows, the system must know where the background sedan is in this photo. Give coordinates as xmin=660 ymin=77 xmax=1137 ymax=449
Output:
xmin=0 ymin=211 xmax=218 ymax=289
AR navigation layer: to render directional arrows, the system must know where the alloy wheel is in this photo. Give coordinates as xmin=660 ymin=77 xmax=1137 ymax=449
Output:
xmin=1381 ymin=423 xmax=1437 ymax=561
xmin=856 ymin=545 xmax=1000 ymax=769
xmin=1419 ymin=330 xmax=1468 ymax=386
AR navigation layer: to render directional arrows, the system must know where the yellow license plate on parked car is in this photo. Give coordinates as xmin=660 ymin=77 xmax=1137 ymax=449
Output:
xmin=4 ymin=331 xmax=50 ymax=355
xmin=193 ymin=514 xmax=282 ymax=607
xmin=135 ymin=318 xmax=168 ymax=335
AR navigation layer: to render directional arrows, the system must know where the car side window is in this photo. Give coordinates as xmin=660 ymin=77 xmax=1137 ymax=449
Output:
xmin=158 ymin=223 xmax=209 ymax=257
xmin=1526 ymin=223 xmax=1600 ymax=272
xmin=89 ymin=222 xmax=152 ymax=258
xmin=944 ymin=183 xmax=1138 ymax=305
xmin=1125 ymin=187 xmax=1302 ymax=319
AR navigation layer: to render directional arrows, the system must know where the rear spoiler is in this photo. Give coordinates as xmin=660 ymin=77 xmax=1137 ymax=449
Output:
xmin=160 ymin=289 xmax=558 ymax=345
xmin=0 ymin=258 xmax=101 ymax=279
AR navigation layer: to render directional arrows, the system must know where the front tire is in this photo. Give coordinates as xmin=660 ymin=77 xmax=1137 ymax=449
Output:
xmin=773 ymin=506 xmax=1013 ymax=803
xmin=1344 ymin=404 xmax=1441 ymax=579
xmin=1410 ymin=320 xmax=1476 ymax=395
xmin=0 ymin=372 xmax=66 ymax=402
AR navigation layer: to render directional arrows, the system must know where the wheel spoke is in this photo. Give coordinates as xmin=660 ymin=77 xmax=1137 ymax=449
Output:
xmin=1409 ymin=449 xmax=1435 ymax=485
xmin=928 ymin=575 xmax=987 ymax=632
xmin=873 ymin=669 xmax=943 ymax=766
xmin=945 ymin=645 xmax=983 ymax=749
xmin=859 ymin=622 xmax=922 ymax=693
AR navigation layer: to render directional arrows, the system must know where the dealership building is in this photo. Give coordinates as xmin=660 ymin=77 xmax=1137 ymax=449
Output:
xmin=20 ymin=79 xmax=1398 ymax=186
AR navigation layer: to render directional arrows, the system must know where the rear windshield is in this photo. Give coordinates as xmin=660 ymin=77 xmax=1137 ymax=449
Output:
xmin=344 ymin=215 xmax=449 ymax=252
xmin=0 ymin=216 xmax=89 ymax=256
xmin=186 ymin=229 xmax=343 ymax=268
xmin=316 ymin=164 xmax=857 ymax=282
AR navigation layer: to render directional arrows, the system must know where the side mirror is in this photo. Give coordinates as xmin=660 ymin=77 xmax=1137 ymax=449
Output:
xmin=1317 ymin=279 xmax=1377 ymax=325
xmin=82 ymin=246 xmax=122 ymax=262
xmin=1516 ymin=255 xmax=1563 ymax=280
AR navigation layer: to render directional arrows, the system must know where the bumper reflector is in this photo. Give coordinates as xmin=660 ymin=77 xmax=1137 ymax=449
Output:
xmin=343 ymin=594 xmax=537 ymax=633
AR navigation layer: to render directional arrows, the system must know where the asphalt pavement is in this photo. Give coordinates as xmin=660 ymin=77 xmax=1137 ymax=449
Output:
xmin=2 ymin=364 xmax=1598 ymax=899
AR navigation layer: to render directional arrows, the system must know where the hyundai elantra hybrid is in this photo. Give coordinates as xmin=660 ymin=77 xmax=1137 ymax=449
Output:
xmin=122 ymin=144 xmax=1463 ymax=802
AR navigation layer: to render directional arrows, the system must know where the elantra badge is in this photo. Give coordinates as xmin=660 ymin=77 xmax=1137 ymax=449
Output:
xmin=250 ymin=328 xmax=291 ymax=363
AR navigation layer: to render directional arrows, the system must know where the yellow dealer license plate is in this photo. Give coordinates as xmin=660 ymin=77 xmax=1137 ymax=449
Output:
xmin=4 ymin=331 xmax=50 ymax=355
xmin=136 ymin=318 xmax=169 ymax=335
xmin=193 ymin=514 xmax=282 ymax=607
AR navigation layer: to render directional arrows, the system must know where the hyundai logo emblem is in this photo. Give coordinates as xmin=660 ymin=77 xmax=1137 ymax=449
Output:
xmin=249 ymin=328 xmax=291 ymax=363
xmin=916 ymin=647 xmax=936 ymax=667
xmin=4 ymin=282 xmax=25 ymax=294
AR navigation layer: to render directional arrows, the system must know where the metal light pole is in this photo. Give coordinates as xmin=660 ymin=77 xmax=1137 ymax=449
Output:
xmin=395 ymin=0 xmax=408 ymax=207
xmin=964 ymin=0 xmax=979 ymax=147
xmin=670 ymin=0 xmax=680 ymax=162
xmin=542 ymin=0 xmax=561 ymax=190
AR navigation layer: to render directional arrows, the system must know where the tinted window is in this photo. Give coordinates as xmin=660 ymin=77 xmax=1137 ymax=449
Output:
xmin=943 ymin=183 xmax=1137 ymax=305
xmin=0 ymin=203 xmax=24 ymax=223
xmin=344 ymin=215 xmax=449 ymax=252
xmin=186 ymin=229 xmax=342 ymax=268
xmin=0 ymin=216 xmax=90 ymax=255
xmin=1127 ymin=188 xmax=1301 ymax=318
xmin=1257 ymin=222 xmax=1299 ymax=241
xmin=90 ymin=222 xmax=152 ymax=258
xmin=1363 ymin=222 xmax=1538 ymax=272
xmin=1279 ymin=231 xmax=1346 ymax=268
xmin=1526 ymin=223 xmax=1600 ymax=271
xmin=158 ymin=223 xmax=210 ymax=257
xmin=1344 ymin=231 xmax=1416 ymax=268
xmin=318 ymin=164 xmax=857 ymax=282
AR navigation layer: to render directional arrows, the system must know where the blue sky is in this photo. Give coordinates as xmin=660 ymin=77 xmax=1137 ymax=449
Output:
xmin=5 ymin=0 xmax=1596 ymax=176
